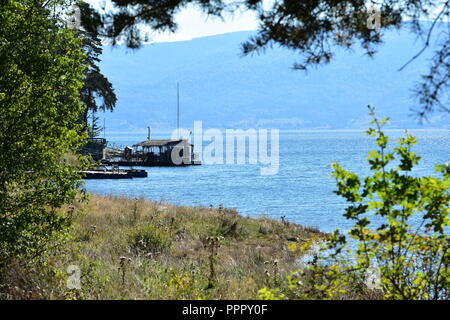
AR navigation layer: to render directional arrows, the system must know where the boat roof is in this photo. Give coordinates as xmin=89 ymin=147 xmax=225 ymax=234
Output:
xmin=133 ymin=139 xmax=191 ymax=147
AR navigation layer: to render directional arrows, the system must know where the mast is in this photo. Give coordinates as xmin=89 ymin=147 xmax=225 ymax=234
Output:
xmin=177 ymin=82 xmax=180 ymax=139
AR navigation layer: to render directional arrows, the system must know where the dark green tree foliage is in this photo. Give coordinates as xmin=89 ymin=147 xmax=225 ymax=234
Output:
xmin=414 ymin=36 xmax=450 ymax=117
xmin=0 ymin=0 xmax=87 ymax=267
xmin=103 ymin=0 xmax=449 ymax=118
xmin=78 ymin=2 xmax=117 ymax=132
xmin=88 ymin=109 xmax=103 ymax=138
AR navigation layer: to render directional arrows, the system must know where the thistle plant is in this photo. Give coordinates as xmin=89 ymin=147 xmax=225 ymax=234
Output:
xmin=204 ymin=236 xmax=223 ymax=289
xmin=119 ymin=257 xmax=132 ymax=286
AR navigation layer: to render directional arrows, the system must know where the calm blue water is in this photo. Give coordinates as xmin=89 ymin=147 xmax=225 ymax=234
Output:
xmin=85 ymin=130 xmax=449 ymax=233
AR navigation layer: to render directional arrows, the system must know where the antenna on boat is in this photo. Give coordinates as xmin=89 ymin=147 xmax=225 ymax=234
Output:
xmin=177 ymin=82 xmax=180 ymax=139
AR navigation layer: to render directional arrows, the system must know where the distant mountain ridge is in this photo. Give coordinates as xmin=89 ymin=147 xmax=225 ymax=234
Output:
xmin=99 ymin=28 xmax=449 ymax=132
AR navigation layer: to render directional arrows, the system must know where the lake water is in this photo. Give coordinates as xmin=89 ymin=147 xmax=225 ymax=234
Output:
xmin=85 ymin=130 xmax=449 ymax=233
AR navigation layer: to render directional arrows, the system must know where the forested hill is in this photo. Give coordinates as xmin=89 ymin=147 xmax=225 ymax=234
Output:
xmin=99 ymin=28 xmax=448 ymax=131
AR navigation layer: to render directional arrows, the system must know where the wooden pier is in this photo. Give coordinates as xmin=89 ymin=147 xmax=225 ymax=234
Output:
xmin=102 ymin=160 xmax=201 ymax=167
xmin=81 ymin=168 xmax=148 ymax=180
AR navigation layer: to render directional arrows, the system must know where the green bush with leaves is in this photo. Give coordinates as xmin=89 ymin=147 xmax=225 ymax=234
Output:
xmin=128 ymin=224 xmax=173 ymax=256
xmin=0 ymin=0 xmax=87 ymax=272
xmin=260 ymin=106 xmax=449 ymax=300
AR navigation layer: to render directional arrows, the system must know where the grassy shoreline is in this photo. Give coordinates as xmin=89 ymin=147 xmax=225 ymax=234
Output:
xmin=3 ymin=194 xmax=328 ymax=300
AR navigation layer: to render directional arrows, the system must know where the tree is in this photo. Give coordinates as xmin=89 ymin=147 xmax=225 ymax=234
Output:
xmin=0 ymin=0 xmax=87 ymax=269
xmin=88 ymin=109 xmax=103 ymax=138
xmin=101 ymin=0 xmax=449 ymax=119
xmin=78 ymin=1 xmax=117 ymax=134
xmin=327 ymin=107 xmax=449 ymax=299
xmin=259 ymin=107 xmax=449 ymax=300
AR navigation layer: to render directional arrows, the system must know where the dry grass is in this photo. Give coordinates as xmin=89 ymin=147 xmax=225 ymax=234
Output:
xmin=1 ymin=194 xmax=328 ymax=300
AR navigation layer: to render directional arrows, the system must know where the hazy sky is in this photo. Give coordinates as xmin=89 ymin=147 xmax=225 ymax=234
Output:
xmin=85 ymin=0 xmax=258 ymax=43
xmin=84 ymin=1 xmax=447 ymax=43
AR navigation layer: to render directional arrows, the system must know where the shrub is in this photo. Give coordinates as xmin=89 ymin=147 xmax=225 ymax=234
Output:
xmin=0 ymin=0 xmax=87 ymax=275
xmin=265 ymin=106 xmax=449 ymax=300
xmin=128 ymin=224 xmax=172 ymax=256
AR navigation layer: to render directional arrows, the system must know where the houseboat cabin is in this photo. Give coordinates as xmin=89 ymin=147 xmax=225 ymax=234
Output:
xmin=127 ymin=139 xmax=199 ymax=166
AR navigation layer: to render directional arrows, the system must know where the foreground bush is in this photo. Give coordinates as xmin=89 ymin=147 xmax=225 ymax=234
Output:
xmin=261 ymin=106 xmax=449 ymax=300
xmin=0 ymin=0 xmax=87 ymax=285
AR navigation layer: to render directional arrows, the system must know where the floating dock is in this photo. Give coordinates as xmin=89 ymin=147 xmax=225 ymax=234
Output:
xmin=81 ymin=168 xmax=148 ymax=180
xmin=102 ymin=160 xmax=201 ymax=167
